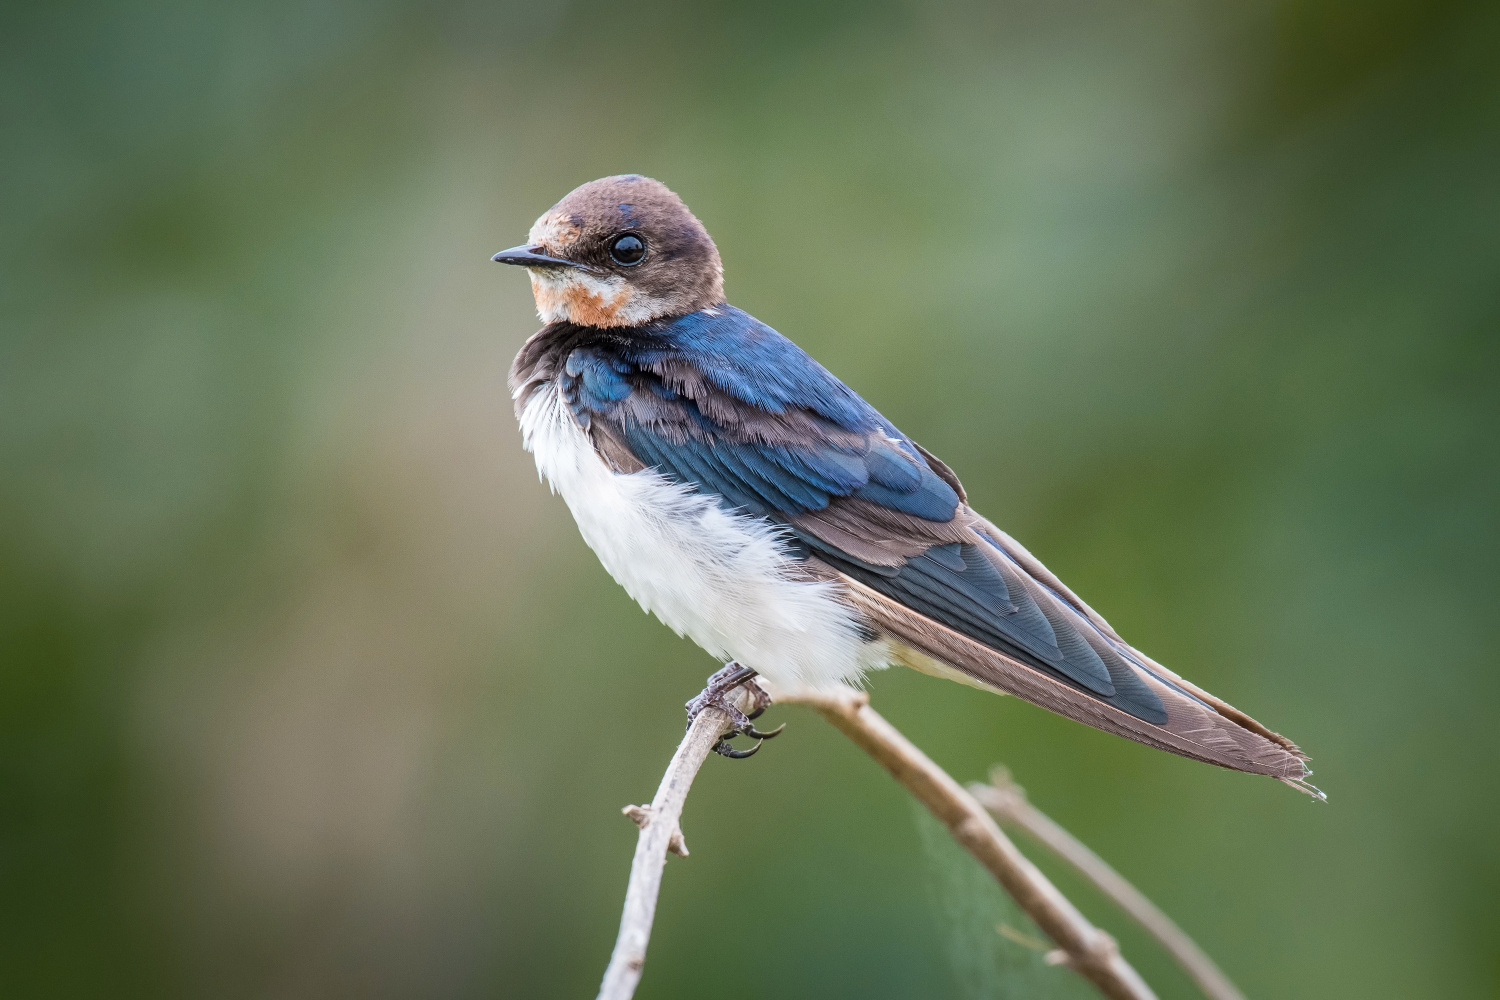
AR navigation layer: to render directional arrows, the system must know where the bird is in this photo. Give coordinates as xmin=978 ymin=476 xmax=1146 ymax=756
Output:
xmin=494 ymin=174 xmax=1318 ymax=795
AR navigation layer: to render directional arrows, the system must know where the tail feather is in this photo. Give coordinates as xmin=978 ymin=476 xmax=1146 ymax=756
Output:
xmin=834 ymin=570 xmax=1310 ymax=780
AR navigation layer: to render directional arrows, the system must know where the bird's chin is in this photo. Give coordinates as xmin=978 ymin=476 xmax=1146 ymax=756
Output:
xmin=529 ymin=270 xmax=670 ymax=328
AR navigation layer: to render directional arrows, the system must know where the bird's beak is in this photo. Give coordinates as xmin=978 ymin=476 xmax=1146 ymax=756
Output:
xmin=490 ymin=243 xmax=583 ymax=269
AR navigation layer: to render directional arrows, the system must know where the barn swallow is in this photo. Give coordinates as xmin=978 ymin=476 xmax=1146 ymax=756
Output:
xmin=495 ymin=174 xmax=1317 ymax=794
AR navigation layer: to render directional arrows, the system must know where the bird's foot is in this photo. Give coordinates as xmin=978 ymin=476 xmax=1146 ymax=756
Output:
xmin=685 ymin=662 xmax=786 ymax=759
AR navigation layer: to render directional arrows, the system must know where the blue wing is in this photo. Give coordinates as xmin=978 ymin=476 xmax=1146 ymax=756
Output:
xmin=551 ymin=306 xmax=1168 ymax=725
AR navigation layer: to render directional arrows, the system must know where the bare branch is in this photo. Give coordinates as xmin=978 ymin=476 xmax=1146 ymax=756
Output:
xmin=594 ymin=700 xmax=739 ymax=1000
xmin=780 ymin=687 xmax=1158 ymax=1000
xmin=594 ymin=682 xmax=1219 ymax=1000
xmin=972 ymin=768 xmax=1246 ymax=1000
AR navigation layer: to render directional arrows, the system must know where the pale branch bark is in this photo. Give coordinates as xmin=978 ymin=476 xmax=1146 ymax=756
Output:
xmin=778 ymin=687 xmax=1159 ymax=1000
xmin=594 ymin=696 xmax=743 ymax=1000
xmin=971 ymin=768 xmax=1246 ymax=1000
xmin=595 ymin=683 xmax=1182 ymax=1000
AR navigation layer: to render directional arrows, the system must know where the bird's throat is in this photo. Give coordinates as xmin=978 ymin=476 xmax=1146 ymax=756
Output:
xmin=529 ymin=270 xmax=672 ymax=328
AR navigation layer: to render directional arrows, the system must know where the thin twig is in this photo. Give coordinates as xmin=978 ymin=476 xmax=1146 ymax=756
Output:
xmin=592 ymin=684 xmax=1180 ymax=1000
xmin=780 ymin=687 xmax=1158 ymax=1000
xmin=594 ymin=699 xmax=740 ymax=1000
xmin=971 ymin=768 xmax=1246 ymax=1000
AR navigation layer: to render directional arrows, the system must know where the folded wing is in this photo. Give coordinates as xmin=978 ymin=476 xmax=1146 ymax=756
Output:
xmin=546 ymin=308 xmax=1308 ymax=780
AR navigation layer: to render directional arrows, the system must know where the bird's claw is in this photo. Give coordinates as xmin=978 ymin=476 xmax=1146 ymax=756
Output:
xmin=687 ymin=662 xmax=784 ymax=760
xmin=711 ymin=737 xmax=762 ymax=759
xmin=710 ymin=718 xmax=786 ymax=758
xmin=742 ymin=722 xmax=786 ymax=740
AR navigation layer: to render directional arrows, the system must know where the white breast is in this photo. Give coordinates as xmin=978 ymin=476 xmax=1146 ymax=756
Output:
xmin=517 ymin=384 xmax=889 ymax=693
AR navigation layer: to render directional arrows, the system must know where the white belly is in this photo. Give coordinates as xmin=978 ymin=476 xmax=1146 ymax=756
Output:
xmin=517 ymin=385 xmax=888 ymax=692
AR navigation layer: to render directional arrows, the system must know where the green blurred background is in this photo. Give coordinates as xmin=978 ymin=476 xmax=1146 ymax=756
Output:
xmin=3 ymin=1 xmax=1497 ymax=997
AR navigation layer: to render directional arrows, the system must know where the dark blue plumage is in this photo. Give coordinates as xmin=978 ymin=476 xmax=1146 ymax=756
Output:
xmin=498 ymin=173 xmax=1314 ymax=788
xmin=550 ymin=304 xmax=1166 ymax=724
xmin=560 ymin=306 xmax=962 ymax=524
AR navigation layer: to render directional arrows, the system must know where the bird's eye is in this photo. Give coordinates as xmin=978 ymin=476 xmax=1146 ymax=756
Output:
xmin=609 ymin=234 xmax=646 ymax=265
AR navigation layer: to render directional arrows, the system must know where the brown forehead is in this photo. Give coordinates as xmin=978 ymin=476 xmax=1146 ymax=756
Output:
xmin=548 ymin=175 xmax=690 ymax=234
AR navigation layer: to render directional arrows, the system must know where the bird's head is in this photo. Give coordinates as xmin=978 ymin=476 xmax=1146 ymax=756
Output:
xmin=493 ymin=174 xmax=724 ymax=328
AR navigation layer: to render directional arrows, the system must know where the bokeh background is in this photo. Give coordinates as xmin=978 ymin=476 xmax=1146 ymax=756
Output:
xmin=3 ymin=1 xmax=1498 ymax=997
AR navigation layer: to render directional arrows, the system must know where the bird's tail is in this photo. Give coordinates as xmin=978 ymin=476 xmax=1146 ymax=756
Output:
xmin=822 ymin=547 xmax=1314 ymax=789
xmin=850 ymin=575 xmax=1309 ymax=779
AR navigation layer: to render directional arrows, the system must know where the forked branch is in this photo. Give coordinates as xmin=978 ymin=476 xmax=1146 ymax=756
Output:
xmin=972 ymin=768 xmax=1245 ymax=1000
xmin=595 ymin=683 xmax=1245 ymax=1000
xmin=783 ymin=688 xmax=1157 ymax=1000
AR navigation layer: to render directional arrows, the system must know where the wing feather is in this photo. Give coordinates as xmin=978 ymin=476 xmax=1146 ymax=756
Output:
xmin=823 ymin=566 xmax=1307 ymax=778
xmin=515 ymin=309 xmax=1309 ymax=778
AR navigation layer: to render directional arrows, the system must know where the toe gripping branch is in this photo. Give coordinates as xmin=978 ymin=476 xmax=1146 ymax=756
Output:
xmin=685 ymin=662 xmax=786 ymax=759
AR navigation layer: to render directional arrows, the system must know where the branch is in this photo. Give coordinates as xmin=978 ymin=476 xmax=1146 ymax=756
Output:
xmin=971 ymin=769 xmax=1245 ymax=1000
xmin=594 ymin=699 xmax=739 ymax=1000
xmin=594 ymin=684 xmax=1176 ymax=1000
xmin=781 ymin=687 xmax=1158 ymax=1000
